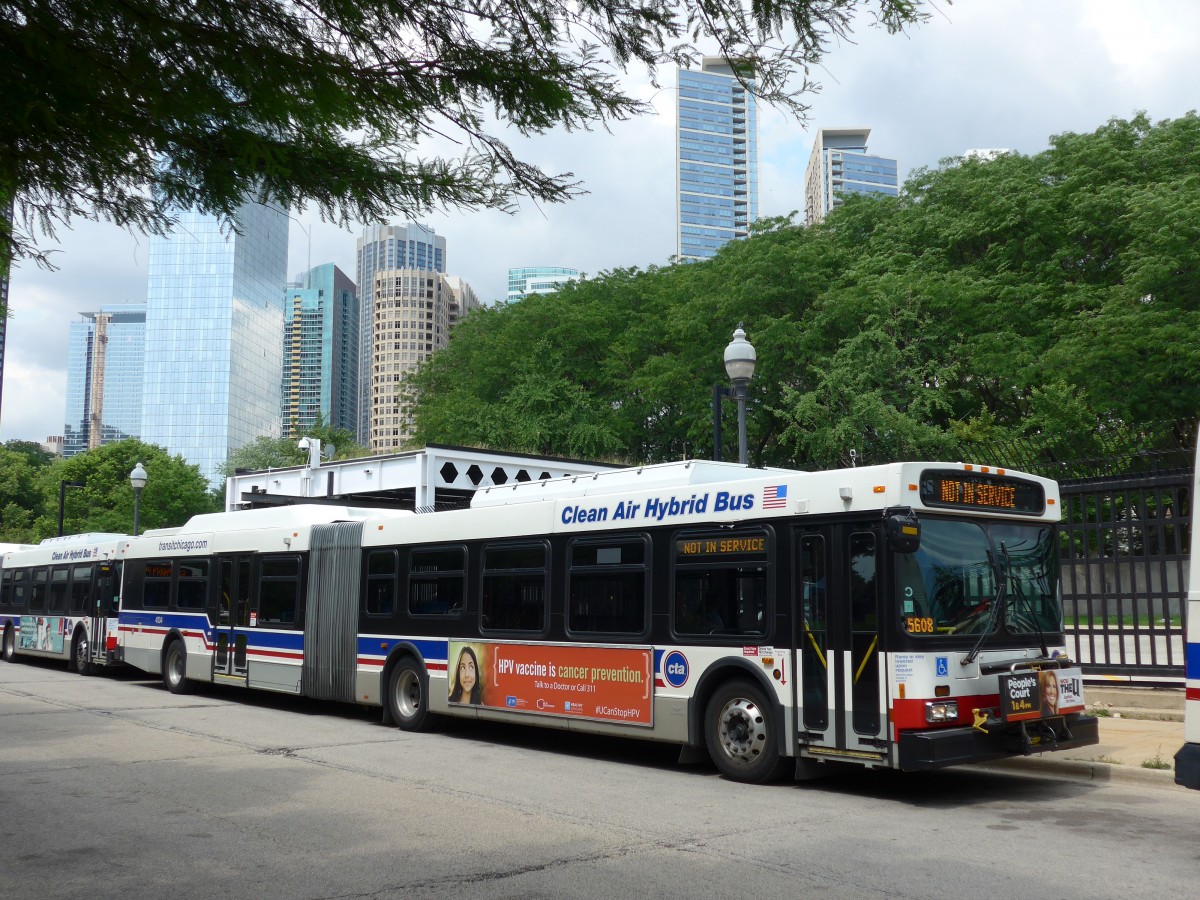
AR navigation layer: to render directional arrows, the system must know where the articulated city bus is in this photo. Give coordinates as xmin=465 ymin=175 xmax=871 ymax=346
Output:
xmin=110 ymin=458 xmax=1098 ymax=782
xmin=1174 ymin=425 xmax=1200 ymax=790
xmin=0 ymin=534 xmax=126 ymax=674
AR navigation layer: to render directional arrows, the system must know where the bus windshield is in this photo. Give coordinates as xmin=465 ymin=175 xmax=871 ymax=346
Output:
xmin=895 ymin=518 xmax=1061 ymax=637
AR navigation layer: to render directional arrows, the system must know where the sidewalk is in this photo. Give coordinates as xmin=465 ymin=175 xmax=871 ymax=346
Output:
xmin=975 ymin=686 xmax=1191 ymax=791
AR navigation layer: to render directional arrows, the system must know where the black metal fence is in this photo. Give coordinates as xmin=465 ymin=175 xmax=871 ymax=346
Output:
xmin=977 ymin=421 xmax=1194 ymax=679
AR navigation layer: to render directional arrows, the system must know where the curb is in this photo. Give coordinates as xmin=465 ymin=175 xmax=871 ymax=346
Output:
xmin=972 ymin=756 xmax=1186 ymax=791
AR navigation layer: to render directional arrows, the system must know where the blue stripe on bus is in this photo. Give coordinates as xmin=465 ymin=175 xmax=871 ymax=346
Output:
xmin=119 ymin=611 xmax=304 ymax=651
xmin=1188 ymin=642 xmax=1200 ymax=679
xmin=357 ymin=635 xmax=449 ymax=662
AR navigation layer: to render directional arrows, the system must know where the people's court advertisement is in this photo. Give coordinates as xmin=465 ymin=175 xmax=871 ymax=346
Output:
xmin=999 ymin=667 xmax=1085 ymax=721
xmin=447 ymin=641 xmax=654 ymax=726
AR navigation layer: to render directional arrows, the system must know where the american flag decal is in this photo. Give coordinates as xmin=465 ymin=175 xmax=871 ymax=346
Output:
xmin=763 ymin=484 xmax=788 ymax=509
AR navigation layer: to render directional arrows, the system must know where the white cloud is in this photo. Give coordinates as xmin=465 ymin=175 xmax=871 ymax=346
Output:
xmin=3 ymin=0 xmax=1197 ymax=444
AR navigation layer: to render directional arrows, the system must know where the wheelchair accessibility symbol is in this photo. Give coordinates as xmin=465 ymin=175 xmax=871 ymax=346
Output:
xmin=936 ymin=656 xmax=949 ymax=677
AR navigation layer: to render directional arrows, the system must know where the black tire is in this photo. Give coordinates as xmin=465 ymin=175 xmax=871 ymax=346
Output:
xmin=72 ymin=630 xmax=93 ymax=676
xmin=162 ymin=639 xmax=191 ymax=695
xmin=388 ymin=657 xmax=431 ymax=732
xmin=704 ymin=678 xmax=788 ymax=783
xmin=1 ymin=626 xmax=15 ymax=663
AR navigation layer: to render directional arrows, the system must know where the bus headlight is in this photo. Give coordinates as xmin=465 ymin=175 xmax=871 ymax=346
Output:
xmin=925 ymin=701 xmax=959 ymax=724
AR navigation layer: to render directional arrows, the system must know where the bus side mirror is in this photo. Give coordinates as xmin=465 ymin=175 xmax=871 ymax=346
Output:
xmin=885 ymin=508 xmax=921 ymax=554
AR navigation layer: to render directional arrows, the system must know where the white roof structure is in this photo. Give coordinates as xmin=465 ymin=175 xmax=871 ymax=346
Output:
xmin=224 ymin=442 xmax=624 ymax=513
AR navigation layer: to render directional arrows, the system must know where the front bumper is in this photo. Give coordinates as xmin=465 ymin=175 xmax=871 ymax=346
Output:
xmin=1175 ymin=742 xmax=1200 ymax=790
xmin=897 ymin=713 xmax=1100 ymax=771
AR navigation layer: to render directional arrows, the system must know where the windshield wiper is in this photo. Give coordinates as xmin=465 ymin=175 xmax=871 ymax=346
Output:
xmin=962 ymin=548 xmax=1006 ymax=665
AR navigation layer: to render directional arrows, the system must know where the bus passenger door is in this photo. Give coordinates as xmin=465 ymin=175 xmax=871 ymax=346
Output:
xmin=215 ymin=556 xmax=254 ymax=681
xmin=89 ymin=562 xmax=121 ymax=666
xmin=836 ymin=527 xmax=888 ymax=758
xmin=794 ymin=529 xmax=833 ymax=750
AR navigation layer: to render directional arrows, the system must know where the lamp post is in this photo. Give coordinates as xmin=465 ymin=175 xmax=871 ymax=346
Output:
xmin=57 ymin=480 xmax=85 ymax=536
xmin=129 ymin=462 xmax=148 ymax=536
xmin=723 ymin=326 xmax=757 ymax=465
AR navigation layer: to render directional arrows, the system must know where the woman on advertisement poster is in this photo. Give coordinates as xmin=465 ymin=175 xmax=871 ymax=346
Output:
xmin=449 ymin=645 xmax=484 ymax=705
xmin=1040 ymin=670 xmax=1059 ymax=716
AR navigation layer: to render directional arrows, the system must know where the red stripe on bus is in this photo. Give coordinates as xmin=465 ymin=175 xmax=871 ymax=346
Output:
xmin=1187 ymin=687 xmax=1200 ymax=702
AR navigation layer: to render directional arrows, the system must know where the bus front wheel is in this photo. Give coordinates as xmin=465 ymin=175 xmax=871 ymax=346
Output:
xmin=1 ymin=627 xmax=15 ymax=662
xmin=72 ymin=630 xmax=92 ymax=676
xmin=704 ymin=679 xmax=787 ymax=783
xmin=388 ymin=658 xmax=430 ymax=732
xmin=162 ymin=640 xmax=191 ymax=695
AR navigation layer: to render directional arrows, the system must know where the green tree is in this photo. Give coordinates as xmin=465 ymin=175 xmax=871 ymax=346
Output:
xmin=411 ymin=114 xmax=1200 ymax=471
xmin=219 ymin=422 xmax=370 ymax=477
xmin=1 ymin=0 xmax=932 ymax=267
xmin=35 ymin=440 xmax=216 ymax=539
xmin=0 ymin=440 xmax=53 ymax=542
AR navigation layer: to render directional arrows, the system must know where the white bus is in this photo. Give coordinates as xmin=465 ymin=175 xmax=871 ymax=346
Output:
xmin=1 ymin=534 xmax=127 ymax=674
xmin=1174 ymin=425 xmax=1200 ymax=789
xmin=113 ymin=458 xmax=1098 ymax=782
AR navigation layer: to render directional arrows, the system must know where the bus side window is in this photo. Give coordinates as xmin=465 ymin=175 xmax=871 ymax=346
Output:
xmin=408 ymin=547 xmax=465 ymax=617
xmin=480 ymin=543 xmax=547 ymax=632
xmin=258 ymin=556 xmax=300 ymax=626
xmin=70 ymin=565 xmax=92 ymax=614
xmin=365 ymin=549 xmax=398 ymax=616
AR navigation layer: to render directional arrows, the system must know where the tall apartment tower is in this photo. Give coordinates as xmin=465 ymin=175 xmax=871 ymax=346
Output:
xmin=63 ymin=304 xmax=146 ymax=456
xmin=355 ymin=223 xmax=446 ymax=444
xmin=141 ymin=203 xmax=288 ymax=484
xmin=676 ymin=57 xmax=759 ymax=260
xmin=282 ymin=263 xmax=359 ymax=438
xmin=802 ymin=128 xmax=899 ymax=226
xmin=369 ymin=271 xmax=478 ymax=451
xmin=506 ymin=266 xmax=579 ymax=302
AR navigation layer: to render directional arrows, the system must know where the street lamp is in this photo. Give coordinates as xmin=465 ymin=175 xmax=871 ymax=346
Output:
xmin=129 ymin=462 xmax=148 ymax=536
xmin=723 ymin=326 xmax=757 ymax=465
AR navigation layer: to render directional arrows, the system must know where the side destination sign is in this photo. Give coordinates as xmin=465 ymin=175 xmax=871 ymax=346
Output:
xmin=560 ymin=490 xmax=758 ymax=527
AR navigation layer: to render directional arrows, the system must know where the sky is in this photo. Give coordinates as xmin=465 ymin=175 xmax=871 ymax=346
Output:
xmin=2 ymin=0 xmax=1198 ymax=445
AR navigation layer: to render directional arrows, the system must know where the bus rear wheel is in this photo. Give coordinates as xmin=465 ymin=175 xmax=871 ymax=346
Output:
xmin=704 ymin=679 xmax=787 ymax=783
xmin=2 ymin=626 xmax=15 ymax=662
xmin=72 ymin=630 xmax=92 ymax=676
xmin=163 ymin=640 xmax=191 ymax=695
xmin=388 ymin=658 xmax=430 ymax=732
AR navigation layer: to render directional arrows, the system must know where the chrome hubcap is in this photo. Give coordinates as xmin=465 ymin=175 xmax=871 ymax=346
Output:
xmin=718 ymin=697 xmax=767 ymax=766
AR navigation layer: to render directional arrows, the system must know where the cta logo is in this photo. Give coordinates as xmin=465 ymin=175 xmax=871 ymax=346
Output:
xmin=662 ymin=650 xmax=689 ymax=688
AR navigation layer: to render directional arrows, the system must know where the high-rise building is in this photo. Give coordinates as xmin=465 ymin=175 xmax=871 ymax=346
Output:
xmin=369 ymin=271 xmax=478 ymax=451
xmin=282 ymin=264 xmax=359 ymax=438
xmin=802 ymin=128 xmax=899 ymax=227
xmin=676 ymin=57 xmax=759 ymax=261
xmin=0 ymin=196 xmax=11 ymax=424
xmin=63 ymin=304 xmax=146 ymax=456
xmin=355 ymin=223 xmax=446 ymax=444
xmin=141 ymin=203 xmax=288 ymax=484
xmin=506 ymin=266 xmax=579 ymax=302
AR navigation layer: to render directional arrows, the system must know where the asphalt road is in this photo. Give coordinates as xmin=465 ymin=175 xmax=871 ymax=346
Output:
xmin=1 ymin=659 xmax=1196 ymax=900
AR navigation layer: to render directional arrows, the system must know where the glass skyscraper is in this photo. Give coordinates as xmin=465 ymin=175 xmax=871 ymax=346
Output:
xmin=803 ymin=128 xmax=899 ymax=226
xmin=355 ymin=223 xmax=446 ymax=443
xmin=506 ymin=266 xmax=579 ymax=302
xmin=676 ymin=57 xmax=759 ymax=261
xmin=141 ymin=203 xmax=288 ymax=484
xmin=0 ymin=196 xmax=11 ymax=424
xmin=282 ymin=263 xmax=359 ymax=438
xmin=63 ymin=304 xmax=146 ymax=456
